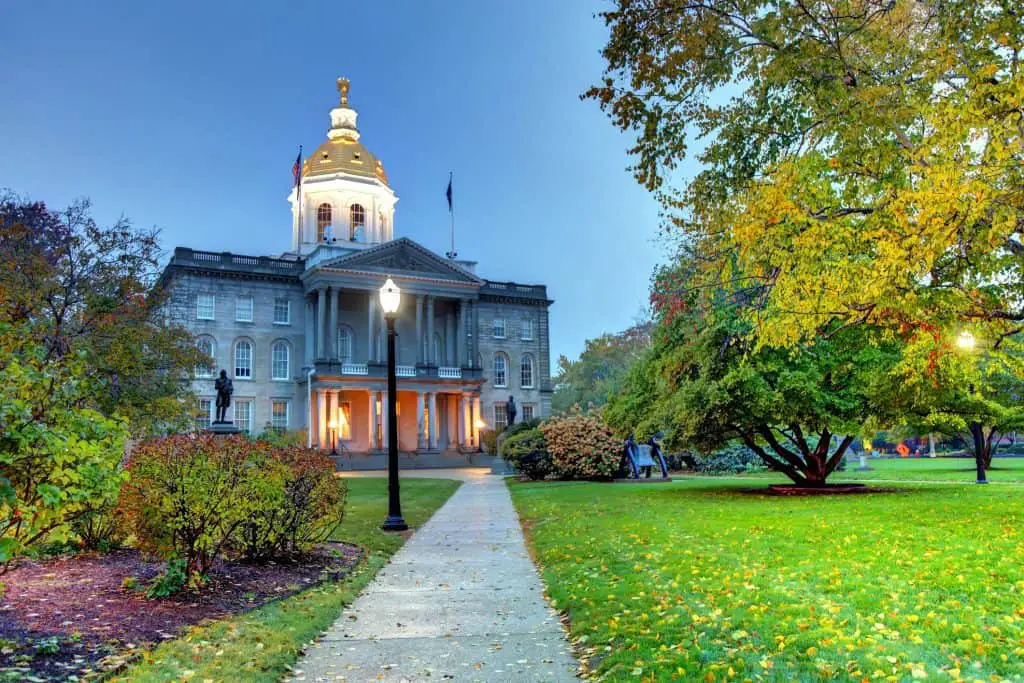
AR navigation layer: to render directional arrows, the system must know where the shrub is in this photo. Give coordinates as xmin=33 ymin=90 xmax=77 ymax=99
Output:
xmin=693 ymin=444 xmax=766 ymax=474
xmin=119 ymin=434 xmax=265 ymax=576
xmin=503 ymin=429 xmax=553 ymax=480
xmin=146 ymin=557 xmax=190 ymax=598
xmin=481 ymin=429 xmax=500 ymax=455
xmin=234 ymin=447 xmax=348 ymax=562
xmin=540 ymin=411 xmax=621 ymax=480
xmin=73 ymin=504 xmax=124 ymax=552
xmin=254 ymin=427 xmax=308 ymax=448
xmin=505 ymin=419 xmax=542 ymax=439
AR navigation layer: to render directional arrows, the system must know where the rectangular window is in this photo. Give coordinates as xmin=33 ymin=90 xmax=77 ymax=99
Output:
xmin=492 ymin=318 xmax=506 ymax=338
xmin=234 ymin=399 xmax=253 ymax=433
xmin=494 ymin=403 xmax=508 ymax=431
xmin=195 ymin=398 xmax=213 ymax=430
xmin=522 ymin=404 xmax=535 ymax=422
xmin=273 ymin=298 xmax=290 ymax=325
xmin=271 ymin=399 xmax=289 ymax=432
xmin=521 ymin=318 xmax=534 ymax=341
xmin=234 ymin=341 xmax=252 ymax=379
xmin=236 ymin=295 xmax=254 ymax=322
xmin=197 ymin=294 xmax=215 ymax=321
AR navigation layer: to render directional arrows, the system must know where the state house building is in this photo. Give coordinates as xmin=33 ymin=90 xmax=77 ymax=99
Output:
xmin=158 ymin=78 xmax=552 ymax=461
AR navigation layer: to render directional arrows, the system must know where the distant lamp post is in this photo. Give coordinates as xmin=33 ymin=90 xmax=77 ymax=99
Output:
xmin=956 ymin=329 xmax=987 ymax=484
xmin=328 ymin=419 xmax=339 ymax=456
xmin=379 ymin=278 xmax=408 ymax=531
xmin=474 ymin=417 xmax=487 ymax=452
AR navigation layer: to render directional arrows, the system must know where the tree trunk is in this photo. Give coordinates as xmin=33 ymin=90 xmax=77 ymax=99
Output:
xmin=970 ymin=421 xmax=989 ymax=483
xmin=743 ymin=426 xmax=854 ymax=487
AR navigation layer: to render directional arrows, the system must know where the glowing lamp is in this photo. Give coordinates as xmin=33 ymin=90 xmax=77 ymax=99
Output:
xmin=328 ymin=420 xmax=338 ymax=430
xmin=474 ymin=418 xmax=487 ymax=430
xmin=379 ymin=278 xmax=401 ymax=315
xmin=956 ymin=330 xmax=976 ymax=351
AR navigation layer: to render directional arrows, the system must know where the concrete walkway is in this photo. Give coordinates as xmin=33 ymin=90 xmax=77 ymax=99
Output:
xmin=292 ymin=469 xmax=579 ymax=682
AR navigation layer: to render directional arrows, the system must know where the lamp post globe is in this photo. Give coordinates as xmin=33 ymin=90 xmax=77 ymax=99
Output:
xmin=956 ymin=330 xmax=976 ymax=351
xmin=379 ymin=277 xmax=408 ymax=531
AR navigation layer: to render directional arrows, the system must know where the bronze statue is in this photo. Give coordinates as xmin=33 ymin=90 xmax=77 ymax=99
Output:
xmin=215 ymin=370 xmax=233 ymax=423
xmin=506 ymin=395 xmax=517 ymax=427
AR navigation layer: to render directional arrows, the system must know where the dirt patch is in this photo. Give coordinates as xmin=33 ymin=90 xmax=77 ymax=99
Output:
xmin=765 ymin=483 xmax=893 ymax=496
xmin=0 ymin=543 xmax=362 ymax=681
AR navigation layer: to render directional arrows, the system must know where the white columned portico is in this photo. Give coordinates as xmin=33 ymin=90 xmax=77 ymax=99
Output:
xmin=327 ymin=287 xmax=338 ymax=361
xmin=457 ymin=393 xmax=466 ymax=449
xmin=317 ymin=389 xmax=327 ymax=448
xmin=367 ymin=292 xmax=377 ymax=363
xmin=426 ymin=296 xmax=436 ymax=364
xmin=316 ymin=287 xmax=327 ymax=359
xmin=472 ymin=394 xmax=481 ymax=447
xmin=428 ymin=392 xmax=438 ymax=450
xmin=457 ymin=300 xmax=466 ymax=367
xmin=416 ymin=392 xmax=426 ymax=449
xmin=415 ymin=295 xmax=424 ymax=364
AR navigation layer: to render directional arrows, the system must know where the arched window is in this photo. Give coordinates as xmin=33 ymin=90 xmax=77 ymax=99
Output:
xmin=520 ymin=354 xmax=535 ymax=389
xmin=271 ymin=340 xmax=290 ymax=380
xmin=234 ymin=339 xmax=252 ymax=379
xmin=195 ymin=336 xmax=216 ymax=378
xmin=349 ymin=204 xmax=366 ymax=240
xmin=316 ymin=203 xmax=332 ymax=242
xmin=493 ymin=352 xmax=508 ymax=388
xmin=337 ymin=325 xmax=354 ymax=363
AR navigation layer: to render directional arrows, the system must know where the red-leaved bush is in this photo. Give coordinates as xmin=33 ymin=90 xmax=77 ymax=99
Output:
xmin=539 ymin=411 xmax=621 ymax=480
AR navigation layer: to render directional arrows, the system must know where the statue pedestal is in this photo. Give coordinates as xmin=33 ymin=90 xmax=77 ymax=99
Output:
xmin=207 ymin=422 xmax=243 ymax=436
xmin=490 ymin=432 xmax=516 ymax=476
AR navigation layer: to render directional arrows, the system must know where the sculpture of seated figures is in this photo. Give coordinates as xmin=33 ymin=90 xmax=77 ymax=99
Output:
xmin=620 ymin=433 xmax=670 ymax=479
xmin=323 ymin=223 xmax=336 ymax=243
xmin=352 ymin=226 xmax=365 ymax=242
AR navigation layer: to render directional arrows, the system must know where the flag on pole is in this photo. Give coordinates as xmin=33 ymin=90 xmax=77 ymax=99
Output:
xmin=292 ymin=146 xmax=303 ymax=189
xmin=446 ymin=172 xmax=453 ymax=212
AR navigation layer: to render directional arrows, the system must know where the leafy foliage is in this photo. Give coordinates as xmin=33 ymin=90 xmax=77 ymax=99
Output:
xmin=120 ymin=435 xmax=265 ymax=577
xmin=0 ymin=322 xmax=127 ymax=569
xmin=540 ymin=411 xmax=621 ymax=480
xmin=552 ymin=323 xmax=651 ymax=414
xmin=0 ymin=192 xmax=203 ymax=437
xmin=234 ymin=447 xmax=348 ymax=563
xmin=503 ymin=429 xmax=553 ymax=480
xmin=146 ymin=557 xmax=190 ymax=598
xmin=692 ymin=444 xmax=766 ymax=475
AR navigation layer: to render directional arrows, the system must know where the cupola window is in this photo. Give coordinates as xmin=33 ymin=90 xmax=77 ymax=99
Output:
xmin=316 ymin=204 xmax=332 ymax=242
xmin=350 ymin=204 xmax=366 ymax=240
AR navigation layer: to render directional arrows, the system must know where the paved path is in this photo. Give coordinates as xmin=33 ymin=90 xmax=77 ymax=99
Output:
xmin=292 ymin=469 xmax=578 ymax=682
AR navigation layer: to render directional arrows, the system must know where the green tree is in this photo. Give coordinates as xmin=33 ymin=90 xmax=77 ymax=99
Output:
xmin=0 ymin=192 xmax=202 ymax=436
xmin=587 ymin=0 xmax=1024 ymax=349
xmin=552 ymin=322 xmax=651 ymax=413
xmin=0 ymin=322 xmax=127 ymax=569
xmin=608 ymin=268 xmax=899 ymax=486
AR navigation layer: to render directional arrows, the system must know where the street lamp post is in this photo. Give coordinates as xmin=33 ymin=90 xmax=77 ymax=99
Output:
xmin=379 ymin=278 xmax=408 ymax=531
xmin=328 ymin=419 xmax=338 ymax=456
xmin=956 ymin=331 xmax=988 ymax=485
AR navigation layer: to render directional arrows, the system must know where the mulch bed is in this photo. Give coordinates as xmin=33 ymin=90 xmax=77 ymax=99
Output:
xmin=0 ymin=543 xmax=362 ymax=681
xmin=766 ymin=483 xmax=879 ymax=496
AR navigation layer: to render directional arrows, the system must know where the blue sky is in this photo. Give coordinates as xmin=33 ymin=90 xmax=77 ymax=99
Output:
xmin=0 ymin=0 xmax=666 ymax=364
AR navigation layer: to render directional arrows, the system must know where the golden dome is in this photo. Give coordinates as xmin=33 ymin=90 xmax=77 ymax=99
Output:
xmin=303 ymin=137 xmax=389 ymax=184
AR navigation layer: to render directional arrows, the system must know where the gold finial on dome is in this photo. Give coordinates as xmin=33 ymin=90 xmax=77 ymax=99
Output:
xmin=337 ymin=77 xmax=350 ymax=107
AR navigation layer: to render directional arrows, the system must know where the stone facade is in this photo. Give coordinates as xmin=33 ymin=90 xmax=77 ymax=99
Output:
xmin=157 ymin=78 xmax=552 ymax=461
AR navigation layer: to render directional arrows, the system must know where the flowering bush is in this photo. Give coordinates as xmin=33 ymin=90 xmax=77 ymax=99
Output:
xmin=233 ymin=446 xmax=347 ymax=562
xmin=503 ymin=429 xmax=553 ymax=480
xmin=539 ymin=411 xmax=621 ymax=480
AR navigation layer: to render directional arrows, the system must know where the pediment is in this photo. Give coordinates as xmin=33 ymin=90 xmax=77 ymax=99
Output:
xmin=316 ymin=238 xmax=482 ymax=284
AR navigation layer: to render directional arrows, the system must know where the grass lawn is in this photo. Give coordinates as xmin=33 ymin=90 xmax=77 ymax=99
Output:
xmin=113 ymin=477 xmax=460 ymax=682
xmin=510 ymin=477 xmax=1024 ymax=682
xmin=721 ymin=456 xmax=1024 ymax=484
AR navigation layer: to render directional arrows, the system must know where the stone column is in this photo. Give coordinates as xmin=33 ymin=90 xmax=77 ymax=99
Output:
xmin=327 ymin=287 xmax=338 ymax=361
xmin=304 ymin=297 xmax=314 ymax=366
xmin=317 ymin=389 xmax=327 ymax=449
xmin=472 ymin=395 xmax=481 ymax=447
xmin=457 ymin=393 xmax=466 ymax=448
xmin=426 ymin=296 xmax=436 ymax=364
xmin=428 ymin=392 xmax=438 ymax=450
xmin=445 ymin=310 xmax=455 ymax=366
xmin=456 ymin=300 xmax=466 ymax=367
xmin=368 ymin=391 xmax=377 ymax=450
xmin=381 ymin=391 xmax=389 ymax=450
xmin=415 ymin=295 xmax=424 ymax=364
xmin=379 ymin=311 xmax=387 ymax=364
xmin=367 ymin=292 xmax=377 ymax=363
xmin=471 ymin=302 xmax=479 ymax=365
xmin=316 ymin=287 xmax=327 ymax=359
xmin=416 ymin=391 xmax=426 ymax=449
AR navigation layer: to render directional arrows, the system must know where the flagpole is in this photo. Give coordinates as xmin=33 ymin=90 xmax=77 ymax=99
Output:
xmin=296 ymin=145 xmax=303 ymax=250
xmin=446 ymin=171 xmax=457 ymax=259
